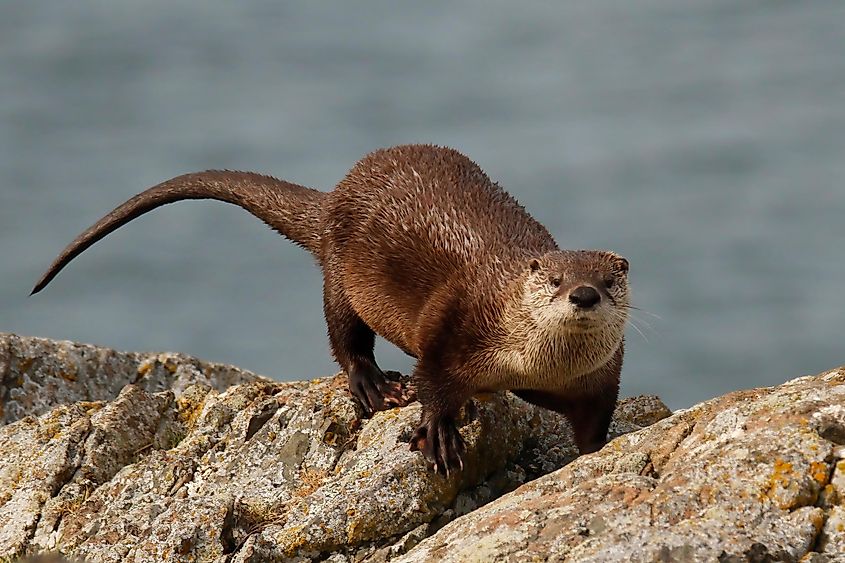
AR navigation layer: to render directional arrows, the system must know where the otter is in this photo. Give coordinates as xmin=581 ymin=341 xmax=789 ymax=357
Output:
xmin=32 ymin=144 xmax=629 ymax=474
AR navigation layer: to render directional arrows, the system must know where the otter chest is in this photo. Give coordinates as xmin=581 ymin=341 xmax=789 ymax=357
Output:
xmin=485 ymin=337 xmax=618 ymax=394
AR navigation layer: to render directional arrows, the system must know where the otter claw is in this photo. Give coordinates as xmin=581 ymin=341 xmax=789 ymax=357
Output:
xmin=348 ymin=366 xmax=415 ymax=416
xmin=410 ymin=415 xmax=465 ymax=475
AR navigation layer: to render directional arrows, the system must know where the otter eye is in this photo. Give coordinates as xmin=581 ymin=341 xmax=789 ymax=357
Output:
xmin=603 ymin=275 xmax=615 ymax=289
xmin=550 ymin=277 xmax=561 ymax=288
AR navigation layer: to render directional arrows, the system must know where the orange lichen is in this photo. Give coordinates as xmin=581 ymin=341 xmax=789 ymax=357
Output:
xmin=810 ymin=461 xmax=830 ymax=486
xmin=277 ymin=525 xmax=309 ymax=557
xmin=809 ymin=508 xmax=825 ymax=535
xmin=58 ymin=368 xmax=78 ymax=382
xmin=770 ymin=458 xmax=794 ymax=487
xmin=17 ymin=357 xmax=34 ymax=374
xmin=80 ymin=401 xmax=105 ymax=416
xmin=293 ymin=468 xmax=328 ymax=498
xmin=761 ymin=458 xmax=797 ymax=507
xmin=698 ymin=485 xmax=716 ymax=504
xmin=176 ymin=394 xmax=207 ymax=430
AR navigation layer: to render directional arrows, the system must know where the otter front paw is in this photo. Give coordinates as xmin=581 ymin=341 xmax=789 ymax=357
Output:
xmin=349 ymin=366 xmax=415 ymax=416
xmin=409 ymin=415 xmax=465 ymax=475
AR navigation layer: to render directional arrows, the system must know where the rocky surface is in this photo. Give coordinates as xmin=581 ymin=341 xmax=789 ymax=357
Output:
xmin=0 ymin=334 xmax=669 ymax=562
xmin=399 ymin=367 xmax=845 ymax=562
xmin=2 ymin=333 xmax=842 ymax=562
xmin=0 ymin=333 xmax=269 ymax=425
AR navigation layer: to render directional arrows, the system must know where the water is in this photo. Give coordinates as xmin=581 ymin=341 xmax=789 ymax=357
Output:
xmin=2 ymin=1 xmax=844 ymax=409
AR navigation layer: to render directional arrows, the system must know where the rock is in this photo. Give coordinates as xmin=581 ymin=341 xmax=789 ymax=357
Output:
xmin=0 ymin=333 xmax=669 ymax=561
xmin=6 ymin=333 xmax=844 ymax=561
xmin=0 ymin=333 xmax=270 ymax=425
xmin=398 ymin=367 xmax=845 ymax=562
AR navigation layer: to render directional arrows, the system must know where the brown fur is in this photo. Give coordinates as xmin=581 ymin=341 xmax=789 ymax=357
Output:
xmin=32 ymin=144 xmax=629 ymax=473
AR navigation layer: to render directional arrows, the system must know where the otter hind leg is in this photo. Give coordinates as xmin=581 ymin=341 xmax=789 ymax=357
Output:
xmin=512 ymin=389 xmax=617 ymax=455
xmin=323 ymin=281 xmax=414 ymax=415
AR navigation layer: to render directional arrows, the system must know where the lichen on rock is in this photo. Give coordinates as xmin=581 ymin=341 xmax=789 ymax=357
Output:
xmin=6 ymin=333 xmax=843 ymax=561
xmin=398 ymin=367 xmax=845 ymax=562
xmin=0 ymin=333 xmax=268 ymax=426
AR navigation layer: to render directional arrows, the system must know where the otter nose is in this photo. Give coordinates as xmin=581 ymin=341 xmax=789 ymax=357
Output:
xmin=568 ymin=286 xmax=601 ymax=309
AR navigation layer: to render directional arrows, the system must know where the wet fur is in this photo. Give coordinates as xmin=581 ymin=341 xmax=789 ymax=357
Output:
xmin=33 ymin=144 xmax=629 ymax=473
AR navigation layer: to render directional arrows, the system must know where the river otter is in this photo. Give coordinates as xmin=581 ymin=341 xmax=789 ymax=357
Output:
xmin=32 ymin=144 xmax=629 ymax=474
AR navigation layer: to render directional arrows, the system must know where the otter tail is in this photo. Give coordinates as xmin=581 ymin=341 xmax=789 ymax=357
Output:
xmin=31 ymin=170 xmax=325 ymax=295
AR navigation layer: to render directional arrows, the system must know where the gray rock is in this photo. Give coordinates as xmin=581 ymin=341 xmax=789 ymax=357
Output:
xmin=1 ymin=332 xmax=739 ymax=562
xmin=0 ymin=333 xmax=269 ymax=425
xmin=398 ymin=367 xmax=845 ymax=562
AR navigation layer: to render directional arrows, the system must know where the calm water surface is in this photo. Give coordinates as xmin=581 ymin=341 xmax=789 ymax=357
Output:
xmin=2 ymin=1 xmax=844 ymax=409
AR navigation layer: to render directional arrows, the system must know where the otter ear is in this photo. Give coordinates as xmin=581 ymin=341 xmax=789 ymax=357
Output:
xmin=615 ymin=256 xmax=629 ymax=274
xmin=528 ymin=259 xmax=541 ymax=273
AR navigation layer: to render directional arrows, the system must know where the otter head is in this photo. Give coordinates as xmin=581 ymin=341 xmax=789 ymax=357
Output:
xmin=519 ymin=250 xmax=629 ymax=374
xmin=523 ymin=250 xmax=629 ymax=332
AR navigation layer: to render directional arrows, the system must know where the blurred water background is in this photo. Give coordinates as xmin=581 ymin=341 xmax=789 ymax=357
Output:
xmin=2 ymin=1 xmax=844 ymax=409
